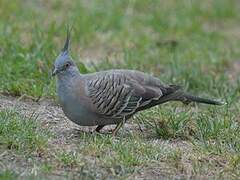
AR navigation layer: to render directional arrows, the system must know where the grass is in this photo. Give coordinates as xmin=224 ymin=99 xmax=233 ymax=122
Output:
xmin=0 ymin=110 xmax=49 ymax=153
xmin=0 ymin=170 xmax=18 ymax=180
xmin=0 ymin=0 xmax=240 ymax=179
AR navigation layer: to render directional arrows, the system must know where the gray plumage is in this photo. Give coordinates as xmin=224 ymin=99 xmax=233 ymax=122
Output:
xmin=52 ymin=31 xmax=225 ymax=134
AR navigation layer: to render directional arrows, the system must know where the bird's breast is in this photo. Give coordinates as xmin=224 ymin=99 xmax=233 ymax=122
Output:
xmin=57 ymin=81 xmax=98 ymax=126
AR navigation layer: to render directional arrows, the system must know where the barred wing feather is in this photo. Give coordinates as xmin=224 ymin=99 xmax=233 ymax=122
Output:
xmin=86 ymin=72 xmax=164 ymax=118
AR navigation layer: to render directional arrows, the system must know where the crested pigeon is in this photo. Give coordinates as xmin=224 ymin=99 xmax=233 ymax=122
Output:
xmin=52 ymin=30 xmax=225 ymax=135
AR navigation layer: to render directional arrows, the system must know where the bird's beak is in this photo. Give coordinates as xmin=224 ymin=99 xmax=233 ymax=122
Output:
xmin=51 ymin=67 xmax=59 ymax=76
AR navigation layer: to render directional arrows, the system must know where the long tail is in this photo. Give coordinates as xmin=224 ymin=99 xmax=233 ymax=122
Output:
xmin=135 ymin=87 xmax=225 ymax=113
xmin=181 ymin=93 xmax=225 ymax=105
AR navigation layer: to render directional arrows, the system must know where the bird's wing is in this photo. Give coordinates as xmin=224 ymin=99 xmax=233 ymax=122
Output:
xmin=86 ymin=70 xmax=180 ymax=118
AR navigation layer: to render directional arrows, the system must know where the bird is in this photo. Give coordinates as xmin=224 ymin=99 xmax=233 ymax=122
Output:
xmin=52 ymin=30 xmax=225 ymax=135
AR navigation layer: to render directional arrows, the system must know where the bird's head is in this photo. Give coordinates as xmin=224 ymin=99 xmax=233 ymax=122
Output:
xmin=52 ymin=29 xmax=78 ymax=77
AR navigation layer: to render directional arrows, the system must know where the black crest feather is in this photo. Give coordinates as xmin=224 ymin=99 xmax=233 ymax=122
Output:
xmin=62 ymin=26 xmax=73 ymax=53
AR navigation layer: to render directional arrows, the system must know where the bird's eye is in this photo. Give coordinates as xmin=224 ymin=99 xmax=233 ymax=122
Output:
xmin=65 ymin=63 xmax=70 ymax=68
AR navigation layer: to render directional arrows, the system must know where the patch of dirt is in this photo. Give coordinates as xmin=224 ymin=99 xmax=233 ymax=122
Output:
xmin=203 ymin=21 xmax=240 ymax=39
xmin=226 ymin=60 xmax=240 ymax=82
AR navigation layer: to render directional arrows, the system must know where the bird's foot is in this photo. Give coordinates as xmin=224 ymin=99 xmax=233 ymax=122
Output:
xmin=96 ymin=129 xmax=113 ymax=135
xmin=95 ymin=125 xmax=105 ymax=133
xmin=95 ymin=125 xmax=114 ymax=135
xmin=94 ymin=120 xmax=125 ymax=136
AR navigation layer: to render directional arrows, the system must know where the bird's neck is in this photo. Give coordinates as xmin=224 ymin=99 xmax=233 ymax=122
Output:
xmin=56 ymin=70 xmax=81 ymax=100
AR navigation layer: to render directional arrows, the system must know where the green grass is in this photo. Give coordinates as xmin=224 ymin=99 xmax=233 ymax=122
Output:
xmin=55 ymin=150 xmax=79 ymax=168
xmin=0 ymin=110 xmax=49 ymax=153
xmin=0 ymin=170 xmax=18 ymax=180
xmin=0 ymin=0 xmax=240 ymax=179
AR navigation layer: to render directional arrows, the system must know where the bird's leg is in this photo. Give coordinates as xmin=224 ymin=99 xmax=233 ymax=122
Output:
xmin=112 ymin=117 xmax=126 ymax=136
xmin=112 ymin=122 xmax=123 ymax=136
xmin=95 ymin=125 xmax=105 ymax=133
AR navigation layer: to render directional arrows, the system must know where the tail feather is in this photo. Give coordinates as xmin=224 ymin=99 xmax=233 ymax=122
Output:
xmin=135 ymin=88 xmax=225 ymax=113
xmin=182 ymin=93 xmax=225 ymax=105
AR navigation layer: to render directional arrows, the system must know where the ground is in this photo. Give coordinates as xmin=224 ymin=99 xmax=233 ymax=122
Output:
xmin=0 ymin=0 xmax=240 ymax=179
xmin=0 ymin=95 xmax=238 ymax=179
xmin=0 ymin=96 xmax=191 ymax=179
